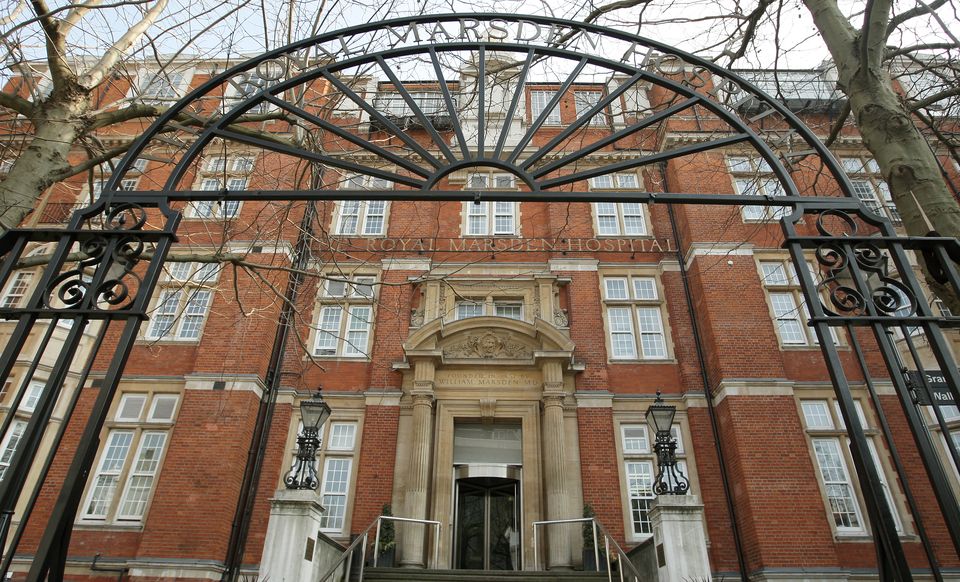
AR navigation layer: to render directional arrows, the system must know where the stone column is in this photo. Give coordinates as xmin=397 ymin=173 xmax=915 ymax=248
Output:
xmin=399 ymin=359 xmax=435 ymax=568
xmin=541 ymin=360 xmax=573 ymax=570
xmin=650 ymin=495 xmax=712 ymax=582
xmin=259 ymin=489 xmax=325 ymax=582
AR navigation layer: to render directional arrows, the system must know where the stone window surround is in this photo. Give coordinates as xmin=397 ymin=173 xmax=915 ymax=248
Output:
xmin=142 ymin=262 xmax=221 ymax=343
xmin=308 ymin=272 xmax=379 ymax=359
xmin=754 ymin=253 xmax=843 ymax=349
xmin=429 ymin=276 xmax=560 ymax=326
xmin=283 ymin=405 xmax=364 ymax=537
xmin=613 ymin=406 xmax=695 ymax=544
xmin=794 ymin=389 xmax=910 ymax=539
xmin=599 ymin=269 xmax=675 ymax=362
xmin=76 ymin=388 xmax=181 ymax=527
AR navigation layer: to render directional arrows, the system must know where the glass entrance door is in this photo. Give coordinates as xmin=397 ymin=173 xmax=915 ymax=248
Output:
xmin=454 ymin=477 xmax=520 ymax=570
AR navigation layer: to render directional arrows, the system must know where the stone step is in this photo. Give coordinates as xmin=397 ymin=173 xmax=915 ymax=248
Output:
xmin=362 ymin=568 xmax=611 ymax=582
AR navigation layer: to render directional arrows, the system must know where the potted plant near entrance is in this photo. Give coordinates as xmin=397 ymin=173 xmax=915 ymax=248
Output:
xmin=376 ymin=504 xmax=397 ymax=567
xmin=581 ymin=504 xmax=607 ymax=572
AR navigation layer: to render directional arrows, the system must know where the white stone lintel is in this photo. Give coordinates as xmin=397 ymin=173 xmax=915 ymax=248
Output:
xmin=548 ymin=258 xmax=599 ymax=272
xmin=383 ymin=257 xmax=432 ymax=271
xmin=575 ymin=392 xmax=614 ymax=408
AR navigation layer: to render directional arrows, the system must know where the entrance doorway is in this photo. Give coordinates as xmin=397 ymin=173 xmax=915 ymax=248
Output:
xmin=455 ymin=476 xmax=520 ymax=570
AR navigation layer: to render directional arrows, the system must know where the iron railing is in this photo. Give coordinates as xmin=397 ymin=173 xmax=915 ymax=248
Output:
xmin=531 ymin=517 xmax=641 ymax=582
xmin=318 ymin=515 xmax=441 ymax=582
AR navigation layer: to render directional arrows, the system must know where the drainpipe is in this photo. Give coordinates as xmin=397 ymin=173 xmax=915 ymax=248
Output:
xmin=222 ymin=198 xmax=319 ymax=581
xmin=659 ymin=162 xmax=749 ymax=581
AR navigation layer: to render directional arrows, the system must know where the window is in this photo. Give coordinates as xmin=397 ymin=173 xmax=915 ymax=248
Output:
xmin=454 ymin=299 xmax=524 ymax=320
xmin=335 ymin=200 xmax=387 ymax=236
xmin=333 ymin=175 xmax=391 ymax=236
xmin=313 ymin=277 xmax=376 ymax=358
xmin=226 ymin=73 xmax=271 ymax=114
xmin=189 ymin=178 xmax=244 ymax=219
xmin=461 ymin=174 xmax=518 ymax=236
xmin=232 ymin=157 xmax=255 ymax=172
xmin=590 ymin=175 xmax=646 ymax=236
xmin=759 ymin=259 xmax=839 ymax=347
xmin=727 ymin=156 xmax=788 ymax=221
xmin=530 ymin=90 xmax=561 ymax=125
xmin=0 ymin=379 xmax=46 ymax=482
xmin=574 ymin=91 xmax=605 ymax=125
xmin=206 ymin=157 xmax=227 ymax=172
xmin=800 ymin=397 xmax=903 ymax=534
xmin=620 ymin=422 xmax=689 ymax=538
xmin=287 ymin=419 xmax=357 ymax=534
xmin=841 ymin=157 xmax=900 ymax=224
xmin=0 ymin=160 xmax=12 ymax=174
xmin=81 ymin=392 xmax=178 ymax=522
xmin=603 ymin=276 xmax=668 ymax=360
xmin=130 ymin=159 xmax=149 ymax=173
xmin=0 ymin=420 xmax=27 ymax=481
xmin=374 ymin=91 xmax=445 ymax=116
xmin=145 ymin=263 xmax=219 ymax=341
xmin=89 ymin=178 xmax=138 ymax=200
xmin=590 ymin=173 xmax=638 ymax=190
xmin=1 ymin=272 xmax=33 ymax=308
xmin=136 ymin=70 xmax=188 ymax=103
xmin=464 ymin=201 xmax=516 ymax=236
xmin=17 ymin=381 xmax=44 ymax=413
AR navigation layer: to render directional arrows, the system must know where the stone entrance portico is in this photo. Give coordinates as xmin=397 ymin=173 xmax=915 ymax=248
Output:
xmin=392 ymin=316 xmax=583 ymax=570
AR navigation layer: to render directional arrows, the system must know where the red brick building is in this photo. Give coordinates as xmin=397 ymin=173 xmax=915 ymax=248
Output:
xmin=1 ymin=16 xmax=959 ymax=581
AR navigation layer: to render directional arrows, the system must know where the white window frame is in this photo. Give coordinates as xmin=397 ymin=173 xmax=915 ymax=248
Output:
xmin=313 ymin=277 xmax=376 ymax=358
xmin=841 ymin=156 xmax=900 ymax=224
xmin=189 ymin=178 xmax=244 ymax=219
xmin=727 ymin=156 xmax=788 ymax=221
xmin=144 ymin=264 xmax=219 ymax=342
xmin=620 ymin=421 xmax=689 ymax=540
xmin=287 ymin=419 xmax=357 ymax=535
xmin=1 ymin=271 xmax=34 ymax=308
xmin=574 ymin=90 xmax=606 ymax=125
xmin=603 ymin=276 xmax=669 ymax=361
xmin=132 ymin=69 xmax=192 ymax=104
xmin=0 ymin=419 xmax=27 ymax=481
xmin=530 ymin=90 xmax=561 ymax=125
xmin=454 ymin=298 xmax=524 ymax=321
xmin=80 ymin=392 xmax=178 ymax=523
xmin=461 ymin=173 xmax=518 ymax=236
xmin=590 ymin=173 xmax=645 ymax=236
xmin=800 ymin=397 xmax=904 ymax=536
xmin=759 ymin=259 xmax=840 ymax=347
xmin=334 ymin=200 xmax=388 ymax=236
xmin=225 ymin=73 xmax=272 ymax=114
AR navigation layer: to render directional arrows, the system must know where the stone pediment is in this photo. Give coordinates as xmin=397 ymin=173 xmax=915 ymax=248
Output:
xmin=441 ymin=329 xmax=535 ymax=361
xmin=402 ymin=316 xmax=575 ymax=365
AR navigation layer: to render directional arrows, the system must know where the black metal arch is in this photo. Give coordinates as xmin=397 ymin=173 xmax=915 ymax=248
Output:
xmin=98 ymin=13 xmax=853 ymax=205
xmin=0 ymin=12 xmax=958 ymax=582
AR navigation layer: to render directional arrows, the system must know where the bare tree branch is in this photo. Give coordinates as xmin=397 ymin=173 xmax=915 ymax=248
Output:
xmin=0 ymin=91 xmax=35 ymax=118
xmin=79 ymin=0 xmax=168 ymax=89
xmin=886 ymin=0 xmax=948 ymax=37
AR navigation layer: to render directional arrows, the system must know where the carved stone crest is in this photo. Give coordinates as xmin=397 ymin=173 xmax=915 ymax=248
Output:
xmin=443 ymin=332 xmax=534 ymax=360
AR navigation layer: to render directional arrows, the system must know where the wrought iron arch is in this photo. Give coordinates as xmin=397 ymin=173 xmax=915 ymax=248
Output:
xmin=1 ymin=13 xmax=959 ymax=582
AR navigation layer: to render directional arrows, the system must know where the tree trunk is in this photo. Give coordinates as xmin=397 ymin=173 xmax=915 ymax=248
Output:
xmin=844 ymin=70 xmax=960 ymax=311
xmin=0 ymin=92 xmax=89 ymax=235
xmin=803 ymin=0 xmax=960 ymax=311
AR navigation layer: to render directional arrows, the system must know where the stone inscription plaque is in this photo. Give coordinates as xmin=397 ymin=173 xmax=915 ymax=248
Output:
xmin=435 ymin=370 xmax=540 ymax=389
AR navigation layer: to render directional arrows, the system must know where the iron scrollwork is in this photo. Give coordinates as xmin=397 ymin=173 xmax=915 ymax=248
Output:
xmin=652 ymin=430 xmax=690 ymax=496
xmin=812 ymin=209 xmax=916 ymax=320
xmin=284 ymin=427 xmax=321 ymax=490
xmin=44 ymin=203 xmax=150 ymax=314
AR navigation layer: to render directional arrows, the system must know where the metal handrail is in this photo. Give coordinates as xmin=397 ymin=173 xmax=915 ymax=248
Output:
xmin=318 ymin=515 xmax=442 ymax=582
xmin=531 ymin=517 xmax=641 ymax=582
